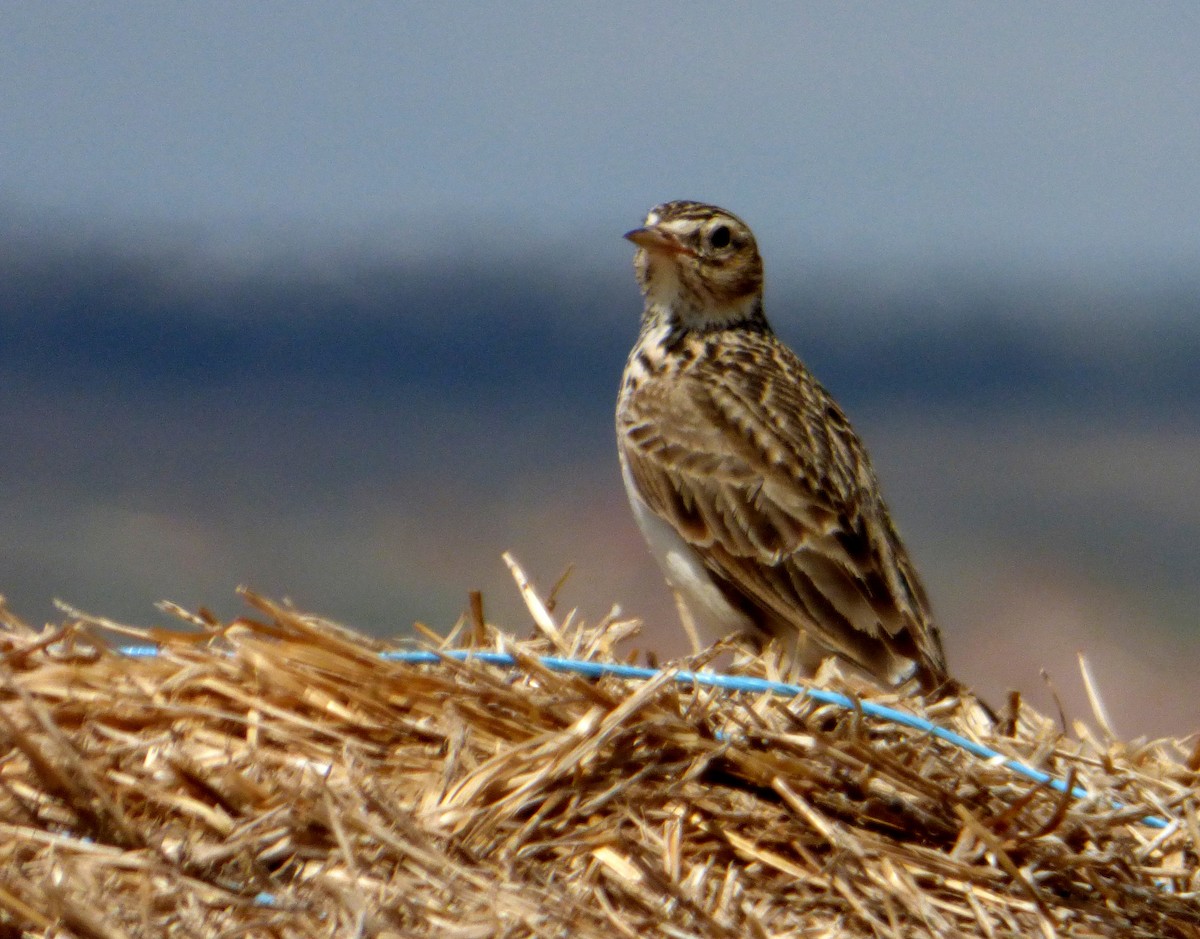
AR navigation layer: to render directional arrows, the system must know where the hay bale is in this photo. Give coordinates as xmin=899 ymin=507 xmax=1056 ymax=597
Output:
xmin=0 ymin=562 xmax=1198 ymax=938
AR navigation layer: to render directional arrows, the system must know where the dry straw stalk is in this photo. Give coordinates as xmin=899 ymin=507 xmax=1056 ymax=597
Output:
xmin=0 ymin=560 xmax=1198 ymax=937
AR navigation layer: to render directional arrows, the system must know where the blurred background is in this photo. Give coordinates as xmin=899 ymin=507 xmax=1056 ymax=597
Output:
xmin=3 ymin=3 xmax=1199 ymax=737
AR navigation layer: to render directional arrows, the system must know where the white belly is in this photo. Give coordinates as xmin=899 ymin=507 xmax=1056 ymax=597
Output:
xmin=620 ymin=458 xmax=754 ymax=649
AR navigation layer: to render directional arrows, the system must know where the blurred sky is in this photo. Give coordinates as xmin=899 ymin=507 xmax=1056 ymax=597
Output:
xmin=4 ymin=3 xmax=1200 ymax=735
xmin=5 ymin=2 xmax=1200 ymax=279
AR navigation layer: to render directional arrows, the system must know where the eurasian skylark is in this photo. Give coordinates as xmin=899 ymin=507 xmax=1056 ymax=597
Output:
xmin=617 ymin=200 xmax=950 ymax=694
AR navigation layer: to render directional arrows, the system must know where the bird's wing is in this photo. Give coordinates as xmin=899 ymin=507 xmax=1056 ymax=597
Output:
xmin=619 ymin=359 xmax=947 ymax=685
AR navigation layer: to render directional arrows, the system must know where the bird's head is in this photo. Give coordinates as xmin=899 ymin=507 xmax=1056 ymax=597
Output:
xmin=625 ymin=201 xmax=764 ymax=331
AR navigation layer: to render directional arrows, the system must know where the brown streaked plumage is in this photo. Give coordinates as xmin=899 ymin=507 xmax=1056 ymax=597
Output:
xmin=617 ymin=200 xmax=950 ymax=693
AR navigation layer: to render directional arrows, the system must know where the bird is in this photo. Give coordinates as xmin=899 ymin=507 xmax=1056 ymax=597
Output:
xmin=616 ymin=200 xmax=951 ymax=695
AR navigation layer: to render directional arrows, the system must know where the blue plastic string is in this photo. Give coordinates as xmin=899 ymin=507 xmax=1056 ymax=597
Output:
xmin=116 ymin=644 xmax=1170 ymax=830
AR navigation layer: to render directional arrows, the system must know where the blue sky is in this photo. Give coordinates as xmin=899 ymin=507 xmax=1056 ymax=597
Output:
xmin=4 ymin=3 xmax=1200 ymax=733
xmin=5 ymin=3 xmax=1200 ymax=278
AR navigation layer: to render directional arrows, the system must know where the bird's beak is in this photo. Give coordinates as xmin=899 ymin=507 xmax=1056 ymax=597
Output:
xmin=624 ymin=226 xmax=694 ymax=257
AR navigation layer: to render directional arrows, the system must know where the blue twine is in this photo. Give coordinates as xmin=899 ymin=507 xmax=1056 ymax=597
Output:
xmin=116 ymin=644 xmax=1170 ymax=830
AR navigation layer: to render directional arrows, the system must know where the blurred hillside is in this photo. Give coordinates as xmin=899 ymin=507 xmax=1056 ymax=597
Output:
xmin=2 ymin=230 xmax=1198 ymax=735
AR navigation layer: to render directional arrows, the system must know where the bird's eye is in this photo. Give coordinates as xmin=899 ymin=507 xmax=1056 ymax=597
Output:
xmin=708 ymin=225 xmax=732 ymax=249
